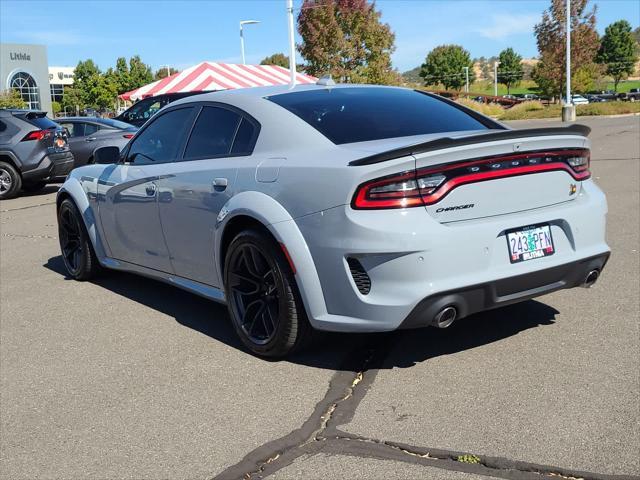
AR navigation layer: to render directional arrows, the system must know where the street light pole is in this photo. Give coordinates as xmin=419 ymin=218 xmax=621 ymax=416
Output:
xmin=239 ymin=20 xmax=261 ymax=65
xmin=562 ymin=0 xmax=576 ymax=121
xmin=565 ymin=0 xmax=571 ymax=105
xmin=494 ymin=61 xmax=500 ymax=97
xmin=286 ymin=0 xmax=297 ymax=88
xmin=464 ymin=67 xmax=469 ymax=94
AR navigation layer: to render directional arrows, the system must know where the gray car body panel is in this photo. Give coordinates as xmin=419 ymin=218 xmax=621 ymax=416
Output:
xmin=58 ymin=84 xmax=610 ymax=332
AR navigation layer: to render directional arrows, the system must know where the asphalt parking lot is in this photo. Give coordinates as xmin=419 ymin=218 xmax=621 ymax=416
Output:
xmin=1 ymin=115 xmax=638 ymax=480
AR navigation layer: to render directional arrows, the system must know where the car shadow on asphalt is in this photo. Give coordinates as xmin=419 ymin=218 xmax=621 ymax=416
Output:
xmin=45 ymin=255 xmax=558 ymax=371
xmin=20 ymin=184 xmax=62 ymax=198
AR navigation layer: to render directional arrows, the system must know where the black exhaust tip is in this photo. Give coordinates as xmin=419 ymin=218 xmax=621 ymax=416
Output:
xmin=582 ymin=269 xmax=600 ymax=288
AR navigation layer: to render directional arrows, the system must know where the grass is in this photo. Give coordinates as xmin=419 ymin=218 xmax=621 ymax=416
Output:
xmin=457 ymin=99 xmax=640 ymax=120
xmin=437 ymin=79 xmax=640 ymax=96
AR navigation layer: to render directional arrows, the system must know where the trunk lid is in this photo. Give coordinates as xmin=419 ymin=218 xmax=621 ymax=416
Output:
xmin=413 ymin=133 xmax=589 ymax=222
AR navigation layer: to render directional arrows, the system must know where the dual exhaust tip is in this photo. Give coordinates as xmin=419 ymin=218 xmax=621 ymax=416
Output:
xmin=431 ymin=269 xmax=601 ymax=328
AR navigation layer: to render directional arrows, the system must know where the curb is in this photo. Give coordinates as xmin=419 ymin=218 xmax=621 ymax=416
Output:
xmin=502 ymin=112 xmax=640 ymax=122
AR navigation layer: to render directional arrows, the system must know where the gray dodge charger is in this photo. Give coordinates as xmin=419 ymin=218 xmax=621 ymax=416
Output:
xmin=56 ymin=84 xmax=610 ymax=357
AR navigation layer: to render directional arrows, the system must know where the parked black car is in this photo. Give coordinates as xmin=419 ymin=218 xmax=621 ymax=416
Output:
xmin=617 ymin=88 xmax=640 ymax=102
xmin=586 ymin=90 xmax=617 ymax=102
xmin=0 ymin=109 xmax=74 ymax=199
xmin=56 ymin=117 xmax=137 ymax=167
xmin=115 ymin=92 xmax=206 ymax=127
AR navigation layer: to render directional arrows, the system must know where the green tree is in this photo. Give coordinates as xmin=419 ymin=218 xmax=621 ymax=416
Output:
xmin=260 ymin=53 xmax=290 ymax=68
xmin=297 ymin=0 xmax=398 ymax=84
xmin=420 ymin=45 xmax=475 ymax=90
xmin=633 ymin=27 xmax=640 ymax=44
xmin=497 ymin=48 xmax=524 ymax=94
xmin=73 ymin=59 xmax=118 ymax=110
xmin=128 ymin=55 xmax=153 ymax=90
xmin=154 ymin=66 xmax=179 ymax=80
xmin=597 ymin=20 xmax=639 ymax=91
xmin=533 ymin=0 xmax=600 ymax=99
xmin=0 ymin=89 xmax=26 ymax=109
xmin=61 ymin=86 xmax=84 ymax=115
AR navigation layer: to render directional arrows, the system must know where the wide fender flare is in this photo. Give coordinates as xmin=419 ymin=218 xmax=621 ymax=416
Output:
xmin=215 ymin=191 xmax=328 ymax=323
xmin=57 ymin=176 xmax=108 ymax=260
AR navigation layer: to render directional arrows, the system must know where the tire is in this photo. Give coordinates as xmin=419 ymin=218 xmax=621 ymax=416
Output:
xmin=57 ymin=198 xmax=101 ymax=280
xmin=224 ymin=229 xmax=311 ymax=358
xmin=0 ymin=161 xmax=22 ymax=200
xmin=22 ymin=181 xmax=48 ymax=193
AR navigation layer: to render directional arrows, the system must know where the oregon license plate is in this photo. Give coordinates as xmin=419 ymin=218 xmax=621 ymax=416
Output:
xmin=506 ymin=224 xmax=555 ymax=263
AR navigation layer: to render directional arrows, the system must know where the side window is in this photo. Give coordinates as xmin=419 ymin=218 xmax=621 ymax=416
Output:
xmin=231 ymin=118 xmax=258 ymax=155
xmin=183 ymin=106 xmax=241 ymax=160
xmin=67 ymin=123 xmax=84 ymax=137
xmin=84 ymin=123 xmax=99 ymax=136
xmin=127 ymin=107 xmax=194 ymax=165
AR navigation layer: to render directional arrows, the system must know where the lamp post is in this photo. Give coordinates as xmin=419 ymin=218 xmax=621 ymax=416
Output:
xmin=494 ymin=61 xmax=500 ymax=97
xmin=562 ymin=0 xmax=575 ymax=121
xmin=463 ymin=66 xmax=469 ymax=94
xmin=286 ymin=0 xmax=296 ymax=88
xmin=240 ymin=20 xmax=261 ymax=65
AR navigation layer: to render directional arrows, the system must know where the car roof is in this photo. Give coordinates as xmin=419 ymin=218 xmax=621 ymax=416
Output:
xmin=190 ymin=82 xmax=406 ymax=102
xmin=57 ymin=117 xmax=103 ymax=122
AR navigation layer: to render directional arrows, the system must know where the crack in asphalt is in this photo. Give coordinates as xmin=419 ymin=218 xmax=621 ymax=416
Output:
xmin=0 ymin=201 xmax=56 ymax=213
xmin=1 ymin=233 xmax=57 ymax=240
xmin=213 ymin=337 xmax=638 ymax=480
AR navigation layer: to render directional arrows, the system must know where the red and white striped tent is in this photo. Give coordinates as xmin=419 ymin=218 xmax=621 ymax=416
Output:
xmin=119 ymin=61 xmax=317 ymax=101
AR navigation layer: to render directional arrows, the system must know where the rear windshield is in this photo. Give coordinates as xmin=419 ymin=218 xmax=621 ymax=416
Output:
xmin=266 ymin=87 xmax=491 ymax=145
xmin=96 ymin=118 xmax=135 ymax=130
xmin=21 ymin=113 xmax=59 ymax=130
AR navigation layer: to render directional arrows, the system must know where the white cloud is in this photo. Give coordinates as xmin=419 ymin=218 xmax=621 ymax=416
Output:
xmin=477 ymin=13 xmax=539 ymax=40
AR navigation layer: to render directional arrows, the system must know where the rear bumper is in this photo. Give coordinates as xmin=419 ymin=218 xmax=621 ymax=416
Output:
xmin=399 ymin=252 xmax=609 ymax=329
xmin=22 ymin=151 xmax=75 ymax=182
xmin=292 ymin=179 xmax=610 ymax=332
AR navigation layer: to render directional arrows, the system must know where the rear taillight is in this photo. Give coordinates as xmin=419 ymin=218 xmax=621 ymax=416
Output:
xmin=352 ymin=149 xmax=591 ymax=210
xmin=21 ymin=130 xmax=51 ymax=142
xmin=123 ymin=133 xmax=134 ymax=139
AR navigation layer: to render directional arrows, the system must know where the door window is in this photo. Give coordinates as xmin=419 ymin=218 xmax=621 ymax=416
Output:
xmin=83 ymin=123 xmax=99 ymax=136
xmin=230 ymin=118 xmax=258 ymax=155
xmin=183 ymin=106 xmax=241 ymax=160
xmin=127 ymin=107 xmax=194 ymax=165
xmin=60 ymin=122 xmax=83 ymax=137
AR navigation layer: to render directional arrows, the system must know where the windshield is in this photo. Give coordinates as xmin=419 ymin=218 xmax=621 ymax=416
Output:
xmin=266 ymin=87 xmax=493 ymax=145
xmin=96 ymin=117 xmax=136 ymax=130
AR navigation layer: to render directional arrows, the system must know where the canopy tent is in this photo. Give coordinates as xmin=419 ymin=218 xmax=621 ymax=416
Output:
xmin=119 ymin=62 xmax=317 ymax=101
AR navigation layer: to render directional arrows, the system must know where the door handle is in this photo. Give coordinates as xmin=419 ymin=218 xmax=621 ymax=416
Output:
xmin=213 ymin=177 xmax=228 ymax=191
xmin=145 ymin=183 xmax=157 ymax=197
xmin=85 ymin=137 xmax=97 ymax=142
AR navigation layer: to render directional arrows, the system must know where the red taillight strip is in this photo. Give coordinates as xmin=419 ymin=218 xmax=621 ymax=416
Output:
xmin=352 ymin=148 xmax=590 ymax=210
xmin=421 ymin=162 xmax=590 ymax=205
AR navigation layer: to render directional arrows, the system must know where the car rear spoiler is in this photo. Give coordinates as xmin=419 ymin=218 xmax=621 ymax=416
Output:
xmin=349 ymin=124 xmax=591 ymax=166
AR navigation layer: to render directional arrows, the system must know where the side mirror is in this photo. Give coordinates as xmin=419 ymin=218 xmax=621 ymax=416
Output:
xmin=94 ymin=146 xmax=120 ymax=164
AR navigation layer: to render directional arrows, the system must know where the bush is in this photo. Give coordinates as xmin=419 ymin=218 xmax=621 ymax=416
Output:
xmin=0 ymin=89 xmax=26 ymax=109
xmin=576 ymin=101 xmax=640 ymax=116
xmin=456 ymin=97 xmax=504 ymax=117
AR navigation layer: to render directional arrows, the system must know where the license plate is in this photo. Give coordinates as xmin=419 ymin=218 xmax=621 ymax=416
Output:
xmin=506 ymin=224 xmax=555 ymax=263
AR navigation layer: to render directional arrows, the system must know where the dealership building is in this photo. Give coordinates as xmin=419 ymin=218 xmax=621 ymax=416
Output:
xmin=0 ymin=43 xmax=53 ymax=114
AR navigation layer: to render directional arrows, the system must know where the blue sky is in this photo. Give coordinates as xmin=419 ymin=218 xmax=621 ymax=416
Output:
xmin=1 ymin=0 xmax=638 ymax=72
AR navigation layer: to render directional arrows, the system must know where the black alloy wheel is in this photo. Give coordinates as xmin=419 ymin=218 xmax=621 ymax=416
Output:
xmin=57 ymin=199 xmax=100 ymax=280
xmin=229 ymin=243 xmax=280 ymax=344
xmin=224 ymin=230 xmax=311 ymax=357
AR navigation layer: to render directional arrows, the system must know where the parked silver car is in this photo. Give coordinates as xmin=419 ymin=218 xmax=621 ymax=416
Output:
xmin=56 ymin=84 xmax=610 ymax=357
